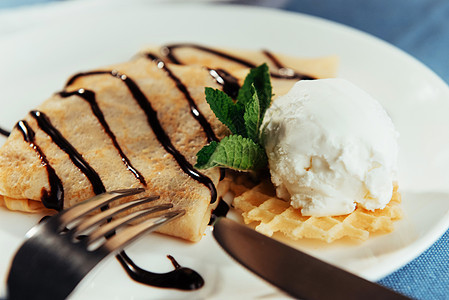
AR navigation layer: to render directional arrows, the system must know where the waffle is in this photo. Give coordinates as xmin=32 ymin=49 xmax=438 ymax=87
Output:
xmin=232 ymin=179 xmax=402 ymax=242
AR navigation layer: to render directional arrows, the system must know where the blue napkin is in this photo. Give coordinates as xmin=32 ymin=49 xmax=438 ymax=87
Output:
xmin=379 ymin=230 xmax=449 ymax=299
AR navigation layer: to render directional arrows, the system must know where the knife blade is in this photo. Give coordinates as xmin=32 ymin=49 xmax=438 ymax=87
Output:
xmin=213 ymin=217 xmax=409 ymax=300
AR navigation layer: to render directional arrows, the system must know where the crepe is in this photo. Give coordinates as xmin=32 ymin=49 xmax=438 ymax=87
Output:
xmin=0 ymin=44 xmax=338 ymax=242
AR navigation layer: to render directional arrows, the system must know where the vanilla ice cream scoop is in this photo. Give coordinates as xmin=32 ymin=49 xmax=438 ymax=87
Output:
xmin=261 ymin=78 xmax=399 ymax=216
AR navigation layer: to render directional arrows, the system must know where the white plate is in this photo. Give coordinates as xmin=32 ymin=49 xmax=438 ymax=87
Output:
xmin=1 ymin=1 xmax=449 ymax=298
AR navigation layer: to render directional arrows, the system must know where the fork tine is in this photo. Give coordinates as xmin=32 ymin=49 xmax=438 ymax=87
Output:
xmin=86 ymin=203 xmax=173 ymax=246
xmin=100 ymin=210 xmax=185 ymax=253
xmin=58 ymin=188 xmax=145 ymax=228
xmin=72 ymin=196 xmax=160 ymax=236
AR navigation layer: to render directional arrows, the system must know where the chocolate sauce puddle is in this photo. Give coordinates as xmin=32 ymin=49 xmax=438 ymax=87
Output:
xmin=37 ymin=214 xmax=202 ymax=290
xmin=117 ymin=252 xmax=204 ymax=290
xmin=58 ymin=89 xmax=146 ymax=186
xmin=16 ymin=120 xmax=64 ymax=210
xmin=162 ymin=43 xmax=315 ymax=80
xmin=0 ymin=127 xmax=10 ymax=137
xmin=66 ymin=70 xmax=217 ymax=204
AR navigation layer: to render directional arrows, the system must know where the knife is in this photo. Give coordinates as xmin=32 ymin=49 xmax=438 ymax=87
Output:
xmin=213 ymin=217 xmax=410 ymax=300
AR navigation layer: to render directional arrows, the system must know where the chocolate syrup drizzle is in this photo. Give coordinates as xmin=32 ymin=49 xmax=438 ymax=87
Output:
xmin=162 ymin=43 xmax=315 ymax=80
xmin=15 ymin=120 xmax=64 ymax=210
xmin=0 ymin=127 xmax=10 ymax=137
xmin=144 ymin=53 xmax=228 ymax=180
xmin=58 ymin=89 xmax=146 ymax=186
xmin=66 ymin=70 xmax=217 ymax=204
xmin=29 ymin=110 xmax=106 ymax=195
xmin=146 ymin=53 xmax=218 ymax=143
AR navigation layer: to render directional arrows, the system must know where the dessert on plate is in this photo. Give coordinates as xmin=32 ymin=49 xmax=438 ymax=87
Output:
xmin=0 ymin=43 xmax=400 ymax=243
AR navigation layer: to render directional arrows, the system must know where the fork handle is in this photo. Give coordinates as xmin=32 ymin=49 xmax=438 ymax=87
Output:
xmin=7 ymin=231 xmax=107 ymax=300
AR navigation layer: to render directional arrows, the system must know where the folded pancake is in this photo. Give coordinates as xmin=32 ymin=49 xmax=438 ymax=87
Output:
xmin=0 ymin=44 xmax=338 ymax=242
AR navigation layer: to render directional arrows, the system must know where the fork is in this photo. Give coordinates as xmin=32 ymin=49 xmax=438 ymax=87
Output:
xmin=6 ymin=188 xmax=184 ymax=300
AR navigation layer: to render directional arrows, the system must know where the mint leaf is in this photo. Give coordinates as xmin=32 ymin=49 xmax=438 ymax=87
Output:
xmin=244 ymin=84 xmax=262 ymax=143
xmin=195 ymin=135 xmax=267 ymax=171
xmin=205 ymin=87 xmax=246 ymax=136
xmin=196 ymin=64 xmax=273 ymax=171
xmin=237 ymin=63 xmax=272 ymax=118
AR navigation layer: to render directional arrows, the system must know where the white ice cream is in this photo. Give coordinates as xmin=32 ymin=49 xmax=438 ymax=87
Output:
xmin=261 ymin=79 xmax=399 ymax=216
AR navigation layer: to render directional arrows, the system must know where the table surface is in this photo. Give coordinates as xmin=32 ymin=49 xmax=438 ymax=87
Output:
xmin=1 ymin=1 xmax=448 ymax=299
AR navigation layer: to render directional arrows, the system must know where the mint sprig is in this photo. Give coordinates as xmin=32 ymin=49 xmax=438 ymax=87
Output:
xmin=195 ymin=64 xmax=272 ymax=171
